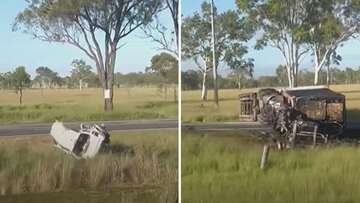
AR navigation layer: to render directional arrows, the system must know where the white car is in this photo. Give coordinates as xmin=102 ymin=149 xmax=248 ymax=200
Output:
xmin=50 ymin=121 xmax=110 ymax=159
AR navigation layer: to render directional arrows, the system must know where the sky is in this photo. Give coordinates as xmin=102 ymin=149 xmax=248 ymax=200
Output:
xmin=0 ymin=0 xmax=172 ymax=78
xmin=182 ymin=0 xmax=360 ymax=77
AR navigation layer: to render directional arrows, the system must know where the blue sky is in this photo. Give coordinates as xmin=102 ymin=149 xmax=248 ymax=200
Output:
xmin=0 ymin=0 xmax=172 ymax=77
xmin=182 ymin=0 xmax=360 ymax=77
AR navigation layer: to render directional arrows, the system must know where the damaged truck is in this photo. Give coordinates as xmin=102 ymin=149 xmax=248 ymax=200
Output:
xmin=50 ymin=121 xmax=110 ymax=158
xmin=239 ymin=86 xmax=346 ymax=146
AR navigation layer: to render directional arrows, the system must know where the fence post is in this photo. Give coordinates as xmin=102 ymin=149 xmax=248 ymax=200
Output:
xmin=260 ymin=144 xmax=270 ymax=170
xmin=313 ymin=125 xmax=318 ymax=148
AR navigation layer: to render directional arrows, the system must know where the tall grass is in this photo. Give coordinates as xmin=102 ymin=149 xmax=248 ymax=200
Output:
xmin=0 ymin=130 xmax=177 ymax=195
xmin=182 ymin=84 xmax=360 ymax=123
xmin=0 ymin=88 xmax=177 ymax=123
xmin=182 ymin=132 xmax=360 ymax=203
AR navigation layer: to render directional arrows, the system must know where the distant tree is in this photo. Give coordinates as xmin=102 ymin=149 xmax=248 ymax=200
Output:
xmin=11 ymin=66 xmax=31 ymax=105
xmin=34 ymin=66 xmax=59 ymax=95
xmin=70 ymin=59 xmax=93 ymax=91
xmin=0 ymin=74 xmax=4 ymax=89
xmin=275 ymin=65 xmax=288 ymax=87
xmin=52 ymin=75 xmax=65 ymax=87
xmin=114 ymin=72 xmax=123 ymax=88
xmin=14 ymin=0 xmax=162 ymax=111
xmin=86 ymin=72 xmax=101 ymax=88
xmin=182 ymin=70 xmax=201 ymax=90
xmin=1 ymin=72 xmax=13 ymax=89
xmin=147 ymin=52 xmax=178 ymax=101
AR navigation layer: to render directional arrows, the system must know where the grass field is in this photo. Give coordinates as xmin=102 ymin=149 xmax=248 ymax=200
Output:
xmin=0 ymin=87 xmax=177 ymax=124
xmin=0 ymin=130 xmax=177 ymax=199
xmin=182 ymin=132 xmax=360 ymax=203
xmin=182 ymin=84 xmax=360 ymax=123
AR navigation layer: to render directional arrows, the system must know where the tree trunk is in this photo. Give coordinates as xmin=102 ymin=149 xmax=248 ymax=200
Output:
xmin=314 ymin=69 xmax=319 ymax=85
xmin=213 ymin=68 xmax=219 ymax=107
xmin=326 ymin=64 xmax=330 ymax=87
xmin=102 ymin=67 xmax=114 ymax=112
xmin=211 ymin=0 xmax=219 ymax=108
xmin=19 ymin=89 xmax=23 ymax=105
xmin=104 ymin=85 xmax=113 ymax=111
xmin=127 ymin=88 xmax=131 ymax=98
xmin=238 ymin=73 xmax=242 ymax=89
xmin=201 ymin=71 xmax=208 ymax=101
xmin=164 ymin=85 xmax=168 ymax=100
xmin=79 ymin=79 xmax=83 ymax=91
xmin=286 ymin=65 xmax=294 ymax=88
xmin=40 ymin=80 xmax=44 ymax=96
xmin=101 ymin=46 xmax=117 ymax=112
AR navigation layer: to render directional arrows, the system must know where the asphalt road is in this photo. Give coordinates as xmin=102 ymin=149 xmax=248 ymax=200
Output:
xmin=0 ymin=119 xmax=178 ymax=137
xmin=183 ymin=121 xmax=360 ymax=138
xmin=182 ymin=121 xmax=272 ymax=132
xmin=2 ymin=119 xmax=360 ymax=137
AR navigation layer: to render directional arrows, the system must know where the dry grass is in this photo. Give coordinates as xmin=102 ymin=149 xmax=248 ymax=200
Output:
xmin=182 ymin=84 xmax=360 ymax=122
xmin=0 ymin=87 xmax=177 ymax=123
xmin=0 ymin=130 xmax=177 ymax=195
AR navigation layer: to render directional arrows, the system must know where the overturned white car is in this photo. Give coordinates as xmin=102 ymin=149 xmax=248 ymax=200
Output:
xmin=50 ymin=121 xmax=110 ymax=159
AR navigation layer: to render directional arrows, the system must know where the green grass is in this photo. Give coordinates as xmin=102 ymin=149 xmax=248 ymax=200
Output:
xmin=182 ymin=132 xmax=360 ymax=203
xmin=182 ymin=84 xmax=360 ymax=123
xmin=0 ymin=130 xmax=177 ymax=196
xmin=0 ymin=88 xmax=177 ymax=124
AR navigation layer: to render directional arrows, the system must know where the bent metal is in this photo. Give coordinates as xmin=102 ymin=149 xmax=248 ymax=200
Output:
xmin=239 ymin=86 xmax=346 ymax=147
xmin=50 ymin=121 xmax=110 ymax=158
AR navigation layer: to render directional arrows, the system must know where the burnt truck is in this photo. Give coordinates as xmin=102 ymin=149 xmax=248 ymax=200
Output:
xmin=239 ymin=86 xmax=346 ymax=145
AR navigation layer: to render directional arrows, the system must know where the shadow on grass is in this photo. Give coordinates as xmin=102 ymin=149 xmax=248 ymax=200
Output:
xmin=100 ymin=143 xmax=135 ymax=156
xmin=136 ymin=101 xmax=174 ymax=109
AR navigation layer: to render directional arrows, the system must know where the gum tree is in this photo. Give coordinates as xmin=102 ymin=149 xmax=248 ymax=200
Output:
xmin=182 ymin=7 xmax=212 ymax=101
xmin=305 ymin=0 xmax=360 ymax=85
xmin=11 ymin=66 xmax=31 ymax=105
xmin=14 ymin=0 xmax=162 ymax=111
xmin=182 ymin=2 xmax=253 ymax=101
xmin=237 ymin=0 xmax=310 ymax=88
xmin=70 ymin=59 xmax=93 ymax=91
xmin=147 ymin=52 xmax=178 ymax=101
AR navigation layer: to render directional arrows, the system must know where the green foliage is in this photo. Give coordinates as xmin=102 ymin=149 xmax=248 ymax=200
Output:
xmin=33 ymin=66 xmax=63 ymax=88
xmin=182 ymin=70 xmax=201 ymax=90
xmin=69 ymin=59 xmax=99 ymax=88
xmin=0 ymin=72 xmax=13 ymax=89
xmin=147 ymin=52 xmax=178 ymax=84
xmin=182 ymin=1 xmax=253 ymax=71
xmin=13 ymin=0 xmax=162 ymax=44
xmin=70 ymin=59 xmax=92 ymax=81
xmin=11 ymin=66 xmax=31 ymax=91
